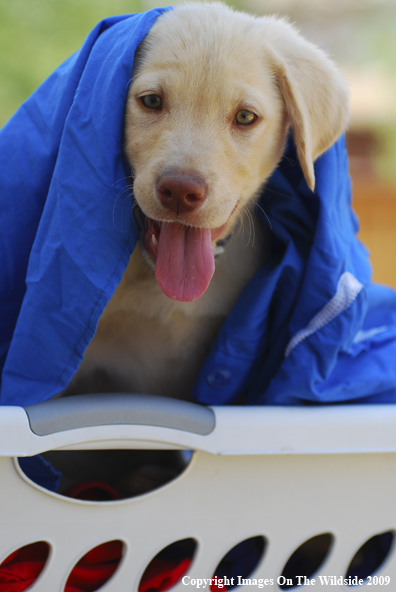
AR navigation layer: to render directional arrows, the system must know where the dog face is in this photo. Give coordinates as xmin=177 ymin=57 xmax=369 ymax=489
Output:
xmin=124 ymin=4 xmax=349 ymax=302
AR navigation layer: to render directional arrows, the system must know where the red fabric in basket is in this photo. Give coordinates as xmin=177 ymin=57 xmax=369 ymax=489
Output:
xmin=0 ymin=483 xmax=193 ymax=592
xmin=65 ymin=540 xmax=123 ymax=592
xmin=0 ymin=542 xmax=49 ymax=592
xmin=139 ymin=558 xmax=192 ymax=592
xmin=0 ymin=543 xmax=191 ymax=592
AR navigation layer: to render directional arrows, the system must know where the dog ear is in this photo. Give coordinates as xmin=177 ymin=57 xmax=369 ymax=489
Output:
xmin=263 ymin=17 xmax=349 ymax=190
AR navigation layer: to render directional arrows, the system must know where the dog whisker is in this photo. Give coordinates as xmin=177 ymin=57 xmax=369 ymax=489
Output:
xmin=111 ymin=174 xmax=135 ymax=188
xmin=253 ymin=200 xmax=273 ymax=231
xmin=247 ymin=207 xmax=256 ymax=248
xmin=113 ymin=185 xmax=134 ymax=229
xmin=239 ymin=204 xmax=255 ymax=249
xmin=263 ymin=186 xmax=299 ymax=203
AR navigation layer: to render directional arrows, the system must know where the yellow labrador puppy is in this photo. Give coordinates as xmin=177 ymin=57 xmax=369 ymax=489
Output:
xmin=64 ymin=3 xmax=349 ymax=400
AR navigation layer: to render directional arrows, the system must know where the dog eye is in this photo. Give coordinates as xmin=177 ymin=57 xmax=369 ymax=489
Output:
xmin=141 ymin=94 xmax=162 ymax=110
xmin=234 ymin=109 xmax=257 ymax=125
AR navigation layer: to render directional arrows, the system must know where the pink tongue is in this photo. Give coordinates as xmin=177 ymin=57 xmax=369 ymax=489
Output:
xmin=155 ymin=222 xmax=215 ymax=302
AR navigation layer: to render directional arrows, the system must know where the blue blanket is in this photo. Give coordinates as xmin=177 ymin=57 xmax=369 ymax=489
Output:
xmin=1 ymin=7 xmax=396 ymax=407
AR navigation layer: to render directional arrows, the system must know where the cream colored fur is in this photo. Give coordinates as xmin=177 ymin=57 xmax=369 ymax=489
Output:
xmin=63 ymin=3 xmax=349 ymax=400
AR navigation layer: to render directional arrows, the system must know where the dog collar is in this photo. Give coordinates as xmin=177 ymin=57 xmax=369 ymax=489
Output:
xmin=214 ymin=234 xmax=232 ymax=258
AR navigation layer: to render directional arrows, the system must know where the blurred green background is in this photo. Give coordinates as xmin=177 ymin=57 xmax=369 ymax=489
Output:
xmin=0 ymin=0 xmax=142 ymax=124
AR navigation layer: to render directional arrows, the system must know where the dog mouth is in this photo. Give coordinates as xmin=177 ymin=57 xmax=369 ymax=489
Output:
xmin=134 ymin=204 xmax=227 ymax=302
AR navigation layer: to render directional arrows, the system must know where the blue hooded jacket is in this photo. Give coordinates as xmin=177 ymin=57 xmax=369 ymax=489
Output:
xmin=2 ymin=8 xmax=396 ymax=407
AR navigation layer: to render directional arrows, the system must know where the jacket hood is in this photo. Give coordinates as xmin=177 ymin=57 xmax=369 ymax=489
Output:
xmin=1 ymin=8 xmax=396 ymax=407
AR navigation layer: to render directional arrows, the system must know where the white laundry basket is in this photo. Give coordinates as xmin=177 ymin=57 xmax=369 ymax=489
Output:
xmin=0 ymin=394 xmax=396 ymax=591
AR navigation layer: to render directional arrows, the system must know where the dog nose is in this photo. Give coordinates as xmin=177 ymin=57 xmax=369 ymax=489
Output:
xmin=157 ymin=173 xmax=207 ymax=214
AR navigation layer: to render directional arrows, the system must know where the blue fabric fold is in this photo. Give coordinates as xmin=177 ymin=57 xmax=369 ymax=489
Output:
xmin=18 ymin=456 xmax=62 ymax=492
xmin=1 ymin=8 xmax=396 ymax=407
xmin=0 ymin=8 xmax=170 ymax=405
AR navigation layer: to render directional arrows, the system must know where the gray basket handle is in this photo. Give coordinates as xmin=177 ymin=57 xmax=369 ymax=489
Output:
xmin=24 ymin=393 xmax=215 ymax=436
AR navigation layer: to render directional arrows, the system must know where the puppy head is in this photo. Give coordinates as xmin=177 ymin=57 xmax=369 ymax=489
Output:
xmin=124 ymin=4 xmax=349 ymax=301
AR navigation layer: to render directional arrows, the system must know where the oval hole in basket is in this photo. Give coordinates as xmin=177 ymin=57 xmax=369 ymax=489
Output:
xmin=139 ymin=538 xmax=197 ymax=592
xmin=345 ymin=531 xmax=394 ymax=583
xmin=0 ymin=541 xmax=50 ymax=591
xmin=279 ymin=533 xmax=333 ymax=590
xmin=18 ymin=449 xmax=193 ymax=500
xmin=64 ymin=540 xmax=124 ymax=592
xmin=211 ymin=536 xmax=266 ymax=590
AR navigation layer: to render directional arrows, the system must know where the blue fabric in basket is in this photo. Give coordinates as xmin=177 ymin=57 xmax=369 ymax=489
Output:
xmin=18 ymin=456 xmax=61 ymax=492
xmin=1 ymin=7 xmax=396 ymax=406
